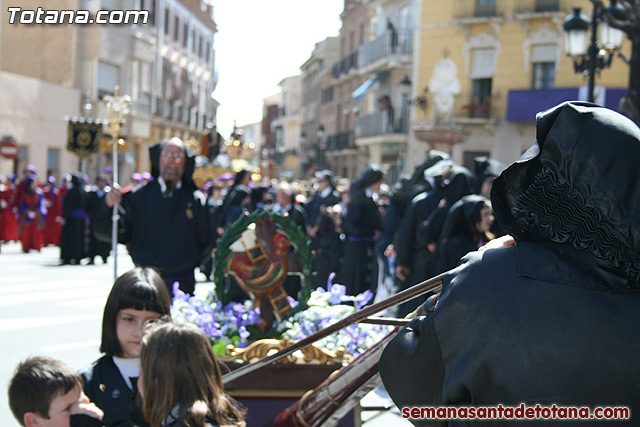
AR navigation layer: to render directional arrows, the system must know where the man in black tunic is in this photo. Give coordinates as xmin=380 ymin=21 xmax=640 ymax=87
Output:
xmin=106 ymin=137 xmax=209 ymax=295
xmin=380 ymin=102 xmax=640 ymax=425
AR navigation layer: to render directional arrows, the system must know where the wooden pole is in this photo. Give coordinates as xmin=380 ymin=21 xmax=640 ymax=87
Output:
xmin=222 ymin=272 xmax=444 ymax=384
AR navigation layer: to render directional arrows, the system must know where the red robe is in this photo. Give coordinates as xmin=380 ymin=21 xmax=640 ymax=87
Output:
xmin=18 ymin=191 xmax=45 ymax=252
xmin=43 ymin=188 xmax=62 ymax=246
xmin=0 ymin=184 xmax=19 ymax=242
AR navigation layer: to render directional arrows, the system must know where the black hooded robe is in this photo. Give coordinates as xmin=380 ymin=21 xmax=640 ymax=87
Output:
xmin=339 ymin=166 xmax=383 ymax=297
xmin=99 ymin=140 xmax=210 ymax=295
xmin=380 ymin=102 xmax=640 ymax=426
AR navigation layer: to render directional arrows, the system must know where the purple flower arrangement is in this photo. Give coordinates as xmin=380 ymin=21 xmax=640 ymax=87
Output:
xmin=171 ymin=282 xmax=393 ymax=357
xmin=171 ymin=283 xmax=262 ymax=355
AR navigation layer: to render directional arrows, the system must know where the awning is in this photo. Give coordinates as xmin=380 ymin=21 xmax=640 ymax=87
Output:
xmin=352 ymin=76 xmax=378 ymax=101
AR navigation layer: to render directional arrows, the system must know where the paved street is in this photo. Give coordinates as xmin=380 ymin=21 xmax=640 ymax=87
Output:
xmin=0 ymin=241 xmax=136 ymax=426
xmin=0 ymin=241 xmax=409 ymax=427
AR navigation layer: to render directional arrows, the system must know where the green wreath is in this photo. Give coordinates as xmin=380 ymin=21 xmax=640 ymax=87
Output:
xmin=213 ymin=210 xmax=314 ymax=317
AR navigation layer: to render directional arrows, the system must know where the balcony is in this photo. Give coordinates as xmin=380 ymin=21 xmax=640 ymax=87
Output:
xmin=358 ymin=30 xmax=413 ymax=71
xmin=453 ymin=0 xmax=508 ymax=19
xmin=453 ymin=93 xmax=494 ymax=120
xmin=355 ymin=111 xmax=408 ymax=138
xmin=514 ymin=0 xmax=561 ymax=14
xmin=129 ymin=94 xmax=151 ymax=116
xmin=326 ymin=131 xmax=355 ymax=150
xmin=331 ymin=51 xmax=359 ymax=80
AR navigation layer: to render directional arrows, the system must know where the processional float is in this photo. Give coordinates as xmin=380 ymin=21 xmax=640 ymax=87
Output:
xmin=208 ymin=211 xmax=445 ymax=426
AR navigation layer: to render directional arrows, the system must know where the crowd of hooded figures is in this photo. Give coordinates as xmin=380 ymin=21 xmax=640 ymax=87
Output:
xmin=0 ymin=149 xmax=506 ymax=314
xmin=7 ymin=102 xmax=640 ymax=427
xmin=3 ymin=155 xmax=505 ymax=427
xmin=196 ymin=155 xmax=506 ymax=313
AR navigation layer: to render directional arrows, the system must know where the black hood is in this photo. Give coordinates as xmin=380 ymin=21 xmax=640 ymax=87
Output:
xmin=149 ymin=138 xmax=197 ymax=189
xmin=351 ymin=165 xmax=384 ymax=193
xmin=491 ymin=101 xmax=640 ymax=290
xmin=439 ymin=194 xmax=489 ymax=243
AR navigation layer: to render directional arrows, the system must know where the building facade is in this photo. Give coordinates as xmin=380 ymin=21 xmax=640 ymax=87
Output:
xmin=0 ymin=0 xmax=217 ymax=184
xmin=300 ymin=37 xmax=340 ymax=175
xmin=0 ymin=0 xmax=81 ymax=179
xmin=353 ymin=0 xmax=415 ymax=184
xmin=272 ymin=75 xmax=303 ymax=180
xmin=405 ymin=0 xmax=630 ymax=173
xmin=323 ymin=0 xmax=374 ymax=180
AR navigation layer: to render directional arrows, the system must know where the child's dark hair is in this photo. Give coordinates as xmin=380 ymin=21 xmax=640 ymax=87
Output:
xmin=100 ymin=267 xmax=172 ymax=356
xmin=8 ymin=356 xmax=82 ymax=426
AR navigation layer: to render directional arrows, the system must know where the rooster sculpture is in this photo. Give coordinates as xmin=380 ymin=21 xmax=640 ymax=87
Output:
xmin=227 ymin=224 xmax=293 ymax=329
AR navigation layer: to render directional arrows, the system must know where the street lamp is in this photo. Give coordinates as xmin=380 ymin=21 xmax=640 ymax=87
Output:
xmin=316 ymin=125 xmax=325 ymax=146
xmin=562 ymin=1 xmax=626 ymax=103
xmin=400 ymin=76 xmax=412 ymax=132
xmin=315 ymin=125 xmax=326 ymax=169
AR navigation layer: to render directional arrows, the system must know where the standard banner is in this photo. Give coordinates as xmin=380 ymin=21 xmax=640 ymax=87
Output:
xmin=67 ymin=121 xmax=102 ymax=157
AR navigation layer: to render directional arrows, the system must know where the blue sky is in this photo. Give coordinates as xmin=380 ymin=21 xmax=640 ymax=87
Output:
xmin=211 ymin=0 xmax=344 ymax=138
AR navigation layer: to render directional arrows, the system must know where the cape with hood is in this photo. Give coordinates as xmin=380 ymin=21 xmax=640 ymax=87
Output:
xmin=340 ymin=165 xmax=383 ymax=296
xmin=380 ymin=102 xmax=640 ymax=426
xmin=111 ymin=139 xmax=210 ymax=281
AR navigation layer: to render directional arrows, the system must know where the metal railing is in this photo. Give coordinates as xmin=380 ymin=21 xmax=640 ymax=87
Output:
xmin=332 ymin=51 xmax=359 ymax=79
xmin=453 ymin=93 xmax=493 ymax=119
xmin=453 ymin=0 xmax=509 ymax=19
xmin=355 ymin=111 xmax=408 ymax=138
xmin=326 ymin=131 xmax=355 ymax=150
xmin=514 ymin=0 xmax=561 ymax=14
xmin=358 ymin=30 xmax=413 ymax=69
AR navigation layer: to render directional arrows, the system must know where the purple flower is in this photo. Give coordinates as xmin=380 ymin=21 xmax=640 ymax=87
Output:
xmin=328 ymin=284 xmax=346 ymax=305
xmin=327 ymin=272 xmax=336 ymax=291
xmin=237 ymin=326 xmax=250 ymax=348
xmin=354 ymin=290 xmax=373 ymax=310
xmin=172 ymin=282 xmax=187 ymax=303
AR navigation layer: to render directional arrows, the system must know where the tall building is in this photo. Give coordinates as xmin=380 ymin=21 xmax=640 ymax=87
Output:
xmin=300 ymin=37 xmax=339 ymax=175
xmin=0 ymin=0 xmax=81 ymax=179
xmin=261 ymin=93 xmax=282 ymax=181
xmin=405 ymin=0 xmax=630 ymax=173
xmin=324 ymin=0 xmax=374 ymax=180
xmin=353 ymin=0 xmax=415 ymax=183
xmin=272 ymin=75 xmax=303 ymax=180
xmin=0 ymin=0 xmax=218 ymax=183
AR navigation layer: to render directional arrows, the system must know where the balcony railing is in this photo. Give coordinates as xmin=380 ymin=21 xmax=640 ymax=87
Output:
xmin=358 ymin=30 xmax=413 ymax=70
xmin=129 ymin=95 xmax=151 ymax=116
xmin=453 ymin=0 xmax=508 ymax=19
xmin=453 ymin=93 xmax=493 ymax=119
xmin=355 ymin=111 xmax=408 ymax=138
xmin=326 ymin=131 xmax=354 ymax=150
xmin=331 ymin=51 xmax=359 ymax=80
xmin=514 ymin=0 xmax=560 ymax=14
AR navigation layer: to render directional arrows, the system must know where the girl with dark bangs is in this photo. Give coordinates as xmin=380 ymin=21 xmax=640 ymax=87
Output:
xmin=139 ymin=322 xmax=245 ymax=427
xmin=72 ymin=267 xmax=172 ymax=427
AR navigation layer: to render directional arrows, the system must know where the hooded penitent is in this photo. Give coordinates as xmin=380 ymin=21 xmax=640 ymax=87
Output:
xmin=148 ymin=138 xmax=197 ymax=190
xmin=491 ymin=101 xmax=640 ymax=291
xmin=350 ymin=165 xmax=384 ymax=195
xmin=380 ymin=102 xmax=640 ymax=417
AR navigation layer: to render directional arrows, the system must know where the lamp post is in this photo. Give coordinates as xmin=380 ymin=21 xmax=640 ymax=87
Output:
xmin=104 ymin=86 xmax=130 ymax=282
xmin=562 ymin=0 xmax=626 ymax=103
xmin=316 ymin=124 xmax=325 ymax=169
xmin=400 ymin=75 xmax=412 ymax=133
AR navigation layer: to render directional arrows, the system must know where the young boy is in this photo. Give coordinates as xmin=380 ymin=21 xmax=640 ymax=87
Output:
xmin=8 ymin=356 xmax=104 ymax=427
